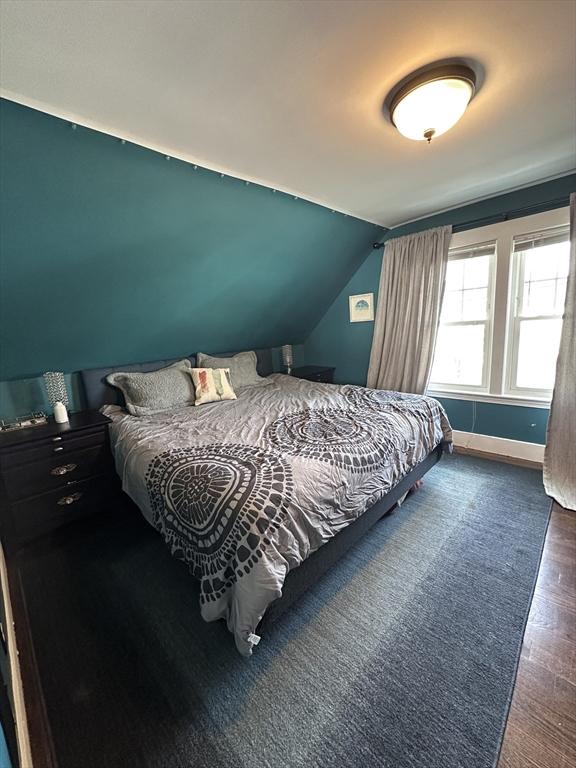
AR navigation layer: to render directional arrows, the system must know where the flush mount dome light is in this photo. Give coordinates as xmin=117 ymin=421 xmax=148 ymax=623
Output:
xmin=389 ymin=64 xmax=476 ymax=143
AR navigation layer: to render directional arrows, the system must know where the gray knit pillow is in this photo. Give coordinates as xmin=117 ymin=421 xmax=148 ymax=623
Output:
xmin=106 ymin=359 xmax=194 ymax=416
xmin=196 ymin=350 xmax=269 ymax=388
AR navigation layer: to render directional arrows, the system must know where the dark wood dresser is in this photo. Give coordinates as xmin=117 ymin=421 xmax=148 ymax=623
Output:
xmin=290 ymin=365 xmax=335 ymax=384
xmin=0 ymin=411 xmax=119 ymax=767
xmin=0 ymin=411 xmax=115 ymax=555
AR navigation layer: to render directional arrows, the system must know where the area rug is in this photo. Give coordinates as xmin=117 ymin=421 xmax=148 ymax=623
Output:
xmin=24 ymin=453 xmax=551 ymax=767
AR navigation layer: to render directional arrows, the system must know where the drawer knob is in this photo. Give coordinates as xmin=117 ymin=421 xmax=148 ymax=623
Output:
xmin=53 ymin=446 xmax=64 ymax=452
xmin=51 ymin=463 xmax=77 ymax=476
xmin=57 ymin=492 xmax=83 ymax=506
xmin=52 ymin=436 xmax=63 ymax=442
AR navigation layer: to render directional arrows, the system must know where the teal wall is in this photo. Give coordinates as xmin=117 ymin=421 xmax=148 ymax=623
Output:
xmin=304 ymin=175 xmax=576 ymax=444
xmin=2 ymin=98 xmax=572 ymax=443
xmin=0 ymin=99 xmax=381 ymax=418
xmin=435 ymin=398 xmax=549 ymax=445
xmin=0 ymin=722 xmax=11 ymax=768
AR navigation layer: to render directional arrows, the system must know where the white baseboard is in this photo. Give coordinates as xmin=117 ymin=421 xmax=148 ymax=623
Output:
xmin=452 ymin=430 xmax=545 ymax=464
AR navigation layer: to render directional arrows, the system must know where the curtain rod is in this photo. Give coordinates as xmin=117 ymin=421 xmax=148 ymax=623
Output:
xmin=371 ymin=195 xmax=571 ymax=250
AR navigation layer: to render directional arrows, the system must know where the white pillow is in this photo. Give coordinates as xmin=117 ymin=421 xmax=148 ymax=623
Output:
xmin=190 ymin=368 xmax=237 ymax=405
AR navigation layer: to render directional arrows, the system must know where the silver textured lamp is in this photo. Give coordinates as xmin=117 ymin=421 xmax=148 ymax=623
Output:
xmin=281 ymin=345 xmax=293 ymax=375
xmin=43 ymin=371 xmax=69 ymax=423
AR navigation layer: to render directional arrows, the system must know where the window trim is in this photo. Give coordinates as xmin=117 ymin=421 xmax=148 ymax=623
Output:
xmin=427 ymin=206 xmax=570 ymax=405
xmin=503 ymin=226 xmax=570 ymax=399
xmin=428 ymin=244 xmax=496 ymax=394
xmin=425 ymin=389 xmax=552 ymax=409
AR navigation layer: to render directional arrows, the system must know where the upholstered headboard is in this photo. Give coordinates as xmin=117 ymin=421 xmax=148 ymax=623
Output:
xmin=80 ymin=348 xmax=274 ymax=411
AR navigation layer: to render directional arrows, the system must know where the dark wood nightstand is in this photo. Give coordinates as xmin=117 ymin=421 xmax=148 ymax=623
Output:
xmin=0 ymin=411 xmax=117 ymax=554
xmin=290 ymin=365 xmax=335 ymax=384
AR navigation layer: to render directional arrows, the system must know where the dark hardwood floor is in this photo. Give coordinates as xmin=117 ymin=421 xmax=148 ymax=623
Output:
xmin=498 ymin=502 xmax=576 ymax=768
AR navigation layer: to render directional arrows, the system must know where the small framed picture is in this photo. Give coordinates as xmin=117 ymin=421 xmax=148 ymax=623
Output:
xmin=349 ymin=293 xmax=374 ymax=323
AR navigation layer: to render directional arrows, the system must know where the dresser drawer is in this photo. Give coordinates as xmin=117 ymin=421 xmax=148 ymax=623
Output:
xmin=0 ymin=428 xmax=107 ymax=470
xmin=8 ymin=477 xmax=111 ymax=548
xmin=1 ymin=445 xmax=113 ymax=501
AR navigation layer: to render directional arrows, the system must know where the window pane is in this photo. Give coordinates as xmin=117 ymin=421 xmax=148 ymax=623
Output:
xmin=442 ymin=254 xmax=490 ymax=323
xmin=441 ymin=290 xmax=463 ymax=322
xmin=522 ymin=277 xmax=566 ymax=317
xmin=441 ymin=285 xmax=487 ymax=322
xmin=445 ymin=258 xmax=464 ymax=290
xmin=516 ymin=318 xmax=562 ymax=390
xmin=462 ymin=254 xmax=490 ymax=289
xmin=461 ymin=287 xmax=488 ymax=321
xmin=431 ymin=324 xmax=485 ymax=387
xmin=517 ymin=240 xmax=570 ymax=316
xmin=523 ymin=242 xmax=569 ymax=281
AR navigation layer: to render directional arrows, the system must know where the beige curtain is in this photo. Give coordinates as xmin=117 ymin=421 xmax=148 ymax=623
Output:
xmin=367 ymin=225 xmax=452 ymax=393
xmin=544 ymin=193 xmax=576 ymax=511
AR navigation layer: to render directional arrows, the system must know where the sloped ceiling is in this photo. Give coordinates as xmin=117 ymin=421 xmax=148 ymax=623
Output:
xmin=1 ymin=0 xmax=575 ymax=227
xmin=0 ymin=100 xmax=380 ymax=379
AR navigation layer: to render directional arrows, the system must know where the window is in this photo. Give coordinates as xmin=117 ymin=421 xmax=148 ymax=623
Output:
xmin=506 ymin=227 xmax=570 ymax=396
xmin=428 ymin=207 xmax=570 ymax=404
xmin=430 ymin=243 xmax=495 ymax=391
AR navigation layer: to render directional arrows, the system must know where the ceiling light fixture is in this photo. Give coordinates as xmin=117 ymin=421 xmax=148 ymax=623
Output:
xmin=388 ymin=64 xmax=476 ymax=143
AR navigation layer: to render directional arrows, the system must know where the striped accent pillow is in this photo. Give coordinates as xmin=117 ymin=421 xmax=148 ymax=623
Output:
xmin=190 ymin=368 xmax=237 ymax=405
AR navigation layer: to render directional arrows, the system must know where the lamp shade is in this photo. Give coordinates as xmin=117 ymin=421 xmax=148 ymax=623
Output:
xmin=43 ymin=371 xmax=69 ymax=407
xmin=389 ymin=65 xmax=476 ymax=142
xmin=281 ymin=345 xmax=293 ymax=368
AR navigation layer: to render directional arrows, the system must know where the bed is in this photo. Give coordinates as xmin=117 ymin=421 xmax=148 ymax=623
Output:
xmin=81 ymin=350 xmax=452 ymax=655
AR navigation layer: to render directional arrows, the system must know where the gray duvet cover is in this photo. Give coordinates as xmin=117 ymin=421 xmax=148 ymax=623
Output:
xmin=103 ymin=374 xmax=452 ymax=655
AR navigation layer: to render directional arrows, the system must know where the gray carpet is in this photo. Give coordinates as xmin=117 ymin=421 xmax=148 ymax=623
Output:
xmin=25 ymin=453 xmax=550 ymax=768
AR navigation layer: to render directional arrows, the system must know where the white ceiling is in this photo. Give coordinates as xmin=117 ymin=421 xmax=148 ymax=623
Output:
xmin=1 ymin=0 xmax=575 ymax=227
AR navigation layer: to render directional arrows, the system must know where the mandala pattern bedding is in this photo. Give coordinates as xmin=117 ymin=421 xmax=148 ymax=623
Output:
xmin=103 ymin=374 xmax=452 ymax=655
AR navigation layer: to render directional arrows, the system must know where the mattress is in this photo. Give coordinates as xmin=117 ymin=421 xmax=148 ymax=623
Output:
xmin=103 ymin=374 xmax=452 ymax=654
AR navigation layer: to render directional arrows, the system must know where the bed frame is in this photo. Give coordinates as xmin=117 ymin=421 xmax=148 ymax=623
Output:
xmin=259 ymin=443 xmax=442 ymax=629
xmin=80 ymin=349 xmax=445 ymax=630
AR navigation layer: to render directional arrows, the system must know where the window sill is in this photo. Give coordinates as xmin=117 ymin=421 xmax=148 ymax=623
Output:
xmin=426 ymin=389 xmax=551 ymax=409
